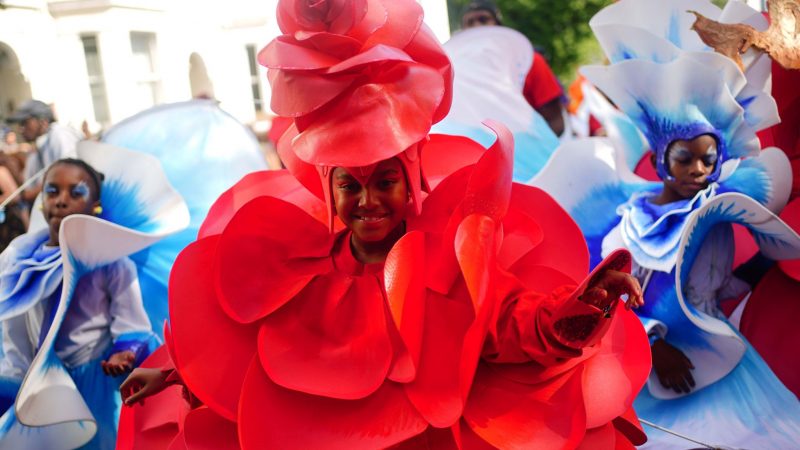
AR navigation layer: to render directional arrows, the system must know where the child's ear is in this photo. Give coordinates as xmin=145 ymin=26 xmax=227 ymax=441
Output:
xmin=649 ymin=152 xmax=657 ymax=169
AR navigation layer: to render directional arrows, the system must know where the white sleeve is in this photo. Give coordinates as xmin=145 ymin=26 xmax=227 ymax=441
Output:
xmin=107 ymin=258 xmax=152 ymax=340
xmin=685 ymin=224 xmax=747 ymax=317
xmin=718 ymin=274 xmax=750 ymax=302
xmin=44 ymin=125 xmax=80 ymax=163
xmin=0 ymin=313 xmax=35 ymax=379
xmin=0 ymin=249 xmax=32 ymax=379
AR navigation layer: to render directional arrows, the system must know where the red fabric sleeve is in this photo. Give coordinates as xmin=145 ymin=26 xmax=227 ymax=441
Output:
xmin=483 ymin=284 xmax=584 ymax=365
xmin=483 ymin=250 xmax=632 ymax=366
xmin=522 ymin=52 xmax=564 ymax=109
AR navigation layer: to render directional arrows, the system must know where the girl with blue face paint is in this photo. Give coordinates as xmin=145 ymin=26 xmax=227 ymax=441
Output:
xmin=41 ymin=160 xmax=101 ymax=246
xmin=574 ymin=0 xmax=800 ymax=448
xmin=651 ymin=134 xmax=718 ymax=206
xmin=0 ymin=157 xmax=158 ymax=449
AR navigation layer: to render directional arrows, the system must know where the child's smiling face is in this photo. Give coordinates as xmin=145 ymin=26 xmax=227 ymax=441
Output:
xmin=42 ymin=163 xmax=99 ymax=245
xmin=331 ymin=158 xmax=409 ymax=246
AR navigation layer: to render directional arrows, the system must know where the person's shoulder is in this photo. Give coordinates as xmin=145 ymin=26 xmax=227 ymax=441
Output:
xmin=39 ymin=123 xmax=79 ymax=162
xmin=45 ymin=122 xmax=81 ymax=148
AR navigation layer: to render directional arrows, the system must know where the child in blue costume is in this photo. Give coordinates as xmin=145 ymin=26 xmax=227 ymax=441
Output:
xmin=601 ymin=129 xmax=800 ymax=449
xmin=585 ymin=1 xmax=800 ymax=448
xmin=0 ymin=159 xmax=155 ymax=449
xmin=0 ymin=142 xmax=189 ymax=449
xmin=531 ymin=0 xmax=800 ymax=448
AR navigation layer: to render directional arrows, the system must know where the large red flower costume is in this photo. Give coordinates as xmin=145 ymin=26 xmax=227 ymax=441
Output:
xmin=117 ymin=1 xmax=650 ymax=448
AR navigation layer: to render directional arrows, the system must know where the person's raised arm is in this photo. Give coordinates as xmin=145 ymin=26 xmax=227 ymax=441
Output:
xmin=484 ymin=251 xmax=642 ymax=366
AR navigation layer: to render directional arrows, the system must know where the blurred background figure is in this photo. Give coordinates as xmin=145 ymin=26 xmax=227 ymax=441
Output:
xmin=5 ymin=100 xmax=80 ymax=209
xmin=0 ymin=144 xmax=26 ymax=251
xmin=460 ymin=0 xmax=570 ymax=139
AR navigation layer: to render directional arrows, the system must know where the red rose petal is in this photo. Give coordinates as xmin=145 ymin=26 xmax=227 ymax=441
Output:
xmin=454 ymin=215 xmax=509 ymax=404
xmin=457 ymin=120 xmax=514 ymax=222
xmin=509 ymin=184 xmax=589 ymax=283
xmin=455 ymin=214 xmax=497 ymax=314
xmin=384 ymin=231 xmax=427 ymax=381
xmin=238 ymin=357 xmax=427 ymax=449
xmin=216 ymin=197 xmax=333 ymax=323
xmin=276 ymin=0 xmax=319 ymax=34
xmin=348 ymin=0 xmax=388 ymax=42
xmin=389 ymin=426 xmax=464 ymax=449
xmin=497 ymin=208 xmax=544 ymax=269
xmin=613 ymin=428 xmax=637 ymax=450
xmin=292 ymin=62 xmax=444 ymax=167
xmin=258 ymin=273 xmax=393 ymax=399
xmin=166 ymin=432 xmax=188 ymax=450
xmin=268 ymin=69 xmax=356 ymax=117
xmin=275 ymin=125 xmax=326 ymax=200
xmin=182 ymin=407 xmax=239 ymax=450
xmin=361 ymin=0 xmax=422 ymax=50
xmin=509 ymin=263 xmax=577 ymax=293
xmin=404 ymin=287 xmax=473 ymax=428
xmin=260 ymin=35 xmax=341 ymax=70
xmin=198 ymin=170 xmax=326 ymax=239
xmin=576 ymin=423 xmax=616 ymax=450
xmin=169 ymin=236 xmax=259 ymax=421
xmin=116 ymin=349 xmax=187 ymax=450
xmin=293 ymin=30 xmax=362 ymax=60
xmin=580 ymin=309 xmax=650 ymax=428
xmin=411 ymin=168 xmax=470 ymax=234
xmin=420 ymin=134 xmax=484 ymax=191
xmin=327 ymin=0 xmax=368 ymax=35
xmin=326 ymin=44 xmax=412 ymax=73
xmin=463 ymin=363 xmax=587 ymax=449
xmin=403 ymin=24 xmax=454 ymax=123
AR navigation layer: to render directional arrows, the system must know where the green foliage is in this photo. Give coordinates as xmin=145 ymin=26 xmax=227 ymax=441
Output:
xmin=447 ymin=0 xmax=613 ymax=80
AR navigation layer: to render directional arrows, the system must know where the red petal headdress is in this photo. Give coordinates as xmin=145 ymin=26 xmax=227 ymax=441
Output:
xmin=261 ymin=0 xmax=453 ymax=229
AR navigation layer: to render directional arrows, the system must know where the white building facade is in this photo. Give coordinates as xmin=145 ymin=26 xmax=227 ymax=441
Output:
xmin=0 ymin=0 xmax=450 ymax=131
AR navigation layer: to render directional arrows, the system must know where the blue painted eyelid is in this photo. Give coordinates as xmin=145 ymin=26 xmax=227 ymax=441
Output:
xmin=71 ymin=184 xmax=91 ymax=199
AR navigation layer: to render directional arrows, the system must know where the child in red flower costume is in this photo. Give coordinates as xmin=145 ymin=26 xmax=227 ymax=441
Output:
xmin=117 ymin=1 xmax=651 ymax=448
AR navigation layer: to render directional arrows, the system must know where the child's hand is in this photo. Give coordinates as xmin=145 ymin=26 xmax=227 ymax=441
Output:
xmin=651 ymin=338 xmax=695 ymax=394
xmin=580 ymin=269 xmax=644 ymax=311
xmin=101 ymin=351 xmax=136 ymax=376
xmin=120 ymin=368 xmax=170 ymax=406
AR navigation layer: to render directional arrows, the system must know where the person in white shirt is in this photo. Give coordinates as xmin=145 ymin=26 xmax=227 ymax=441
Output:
xmin=6 ymin=100 xmax=81 ymax=208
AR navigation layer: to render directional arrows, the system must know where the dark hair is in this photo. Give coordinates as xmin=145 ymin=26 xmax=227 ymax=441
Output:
xmin=462 ymin=0 xmax=503 ymax=25
xmin=43 ymin=158 xmax=105 ymax=201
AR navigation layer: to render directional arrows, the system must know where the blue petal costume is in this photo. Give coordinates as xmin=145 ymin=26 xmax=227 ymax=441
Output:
xmin=532 ymin=0 xmax=800 ymax=447
xmin=0 ymin=101 xmax=267 ymax=449
xmin=0 ymin=142 xmax=190 ymax=449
